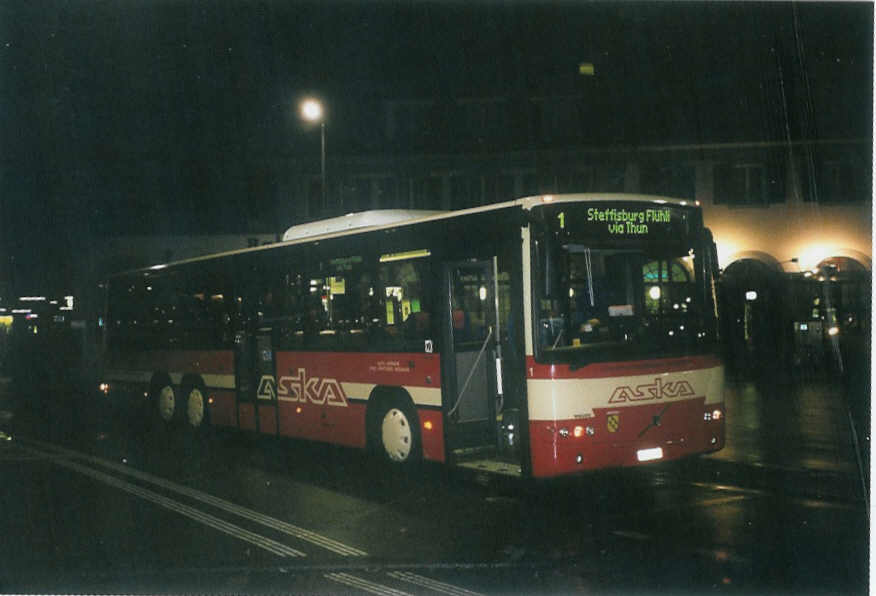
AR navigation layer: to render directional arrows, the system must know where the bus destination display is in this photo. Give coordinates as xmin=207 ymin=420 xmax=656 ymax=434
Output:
xmin=553 ymin=204 xmax=690 ymax=240
xmin=585 ymin=207 xmax=670 ymax=235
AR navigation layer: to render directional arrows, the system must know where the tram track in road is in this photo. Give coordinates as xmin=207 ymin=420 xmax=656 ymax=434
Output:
xmin=17 ymin=436 xmax=368 ymax=558
xmin=10 ymin=436 xmax=499 ymax=595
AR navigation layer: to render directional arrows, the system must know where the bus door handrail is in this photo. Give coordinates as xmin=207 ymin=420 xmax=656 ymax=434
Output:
xmin=448 ymin=326 xmax=493 ymax=418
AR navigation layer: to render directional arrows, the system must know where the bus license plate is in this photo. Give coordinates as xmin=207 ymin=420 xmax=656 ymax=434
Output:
xmin=637 ymin=447 xmax=663 ymax=462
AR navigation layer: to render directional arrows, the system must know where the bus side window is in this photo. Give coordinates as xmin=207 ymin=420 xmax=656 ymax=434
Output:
xmin=375 ymin=255 xmax=432 ymax=350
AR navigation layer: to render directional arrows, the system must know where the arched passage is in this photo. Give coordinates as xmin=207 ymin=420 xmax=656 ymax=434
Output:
xmin=719 ymin=257 xmax=789 ymax=377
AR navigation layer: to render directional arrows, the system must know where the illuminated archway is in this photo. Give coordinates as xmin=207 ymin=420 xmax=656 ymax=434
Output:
xmin=722 ymin=251 xmax=784 ymax=274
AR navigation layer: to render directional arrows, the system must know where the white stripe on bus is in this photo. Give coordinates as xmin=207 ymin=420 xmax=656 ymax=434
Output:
xmin=526 ymin=365 xmax=724 ymax=420
xmin=104 ymin=370 xmax=236 ymax=390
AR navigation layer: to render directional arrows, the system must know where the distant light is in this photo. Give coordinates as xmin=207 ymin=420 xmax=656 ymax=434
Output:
xmin=149 ymin=264 xmax=167 ymax=270
xmin=19 ymin=296 xmax=45 ymax=302
xmin=11 ymin=309 xmax=31 ymax=314
xmin=799 ymin=323 xmax=808 ymax=331
xmin=828 ymin=326 xmax=840 ymax=336
xmin=649 ymin=286 xmax=661 ymax=300
xmin=542 ymin=195 xmax=554 ymax=202
xmin=479 ymin=286 xmax=487 ymax=301
xmin=745 ymin=290 xmax=758 ymax=301
xmin=578 ymin=62 xmax=595 ymax=76
xmin=300 ymin=98 xmax=323 ymax=122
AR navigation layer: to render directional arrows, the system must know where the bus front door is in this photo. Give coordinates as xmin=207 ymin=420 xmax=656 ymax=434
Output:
xmin=444 ymin=259 xmax=500 ymax=452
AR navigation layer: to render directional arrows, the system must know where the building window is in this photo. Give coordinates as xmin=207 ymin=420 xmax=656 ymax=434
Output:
xmin=714 ymin=161 xmax=784 ymax=205
xmin=594 ymin=163 xmax=626 ymax=192
xmin=458 ymin=98 xmax=509 ymax=147
xmin=531 ymin=96 xmax=584 ymax=144
xmin=557 ymin=168 xmax=596 ymax=193
xmin=339 ymin=178 xmax=371 ymax=212
xmin=450 ymin=176 xmax=483 ymax=209
xmin=373 ymin=177 xmax=398 ymax=209
xmin=411 ymin=177 xmax=442 ymax=210
xmin=803 ymin=158 xmax=869 ymax=204
xmin=639 ymin=164 xmax=696 ymax=199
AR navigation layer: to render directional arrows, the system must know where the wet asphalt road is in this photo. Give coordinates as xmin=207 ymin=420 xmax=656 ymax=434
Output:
xmin=0 ymin=375 xmax=868 ymax=595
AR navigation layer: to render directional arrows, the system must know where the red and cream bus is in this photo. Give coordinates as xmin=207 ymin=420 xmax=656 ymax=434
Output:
xmin=100 ymin=194 xmax=724 ymax=478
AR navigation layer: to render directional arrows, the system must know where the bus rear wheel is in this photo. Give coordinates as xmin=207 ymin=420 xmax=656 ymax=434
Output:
xmin=156 ymin=384 xmax=177 ymax=424
xmin=182 ymin=382 xmax=210 ymax=434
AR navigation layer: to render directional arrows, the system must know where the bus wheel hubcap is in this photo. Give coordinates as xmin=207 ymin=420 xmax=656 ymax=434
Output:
xmin=381 ymin=408 xmax=412 ymax=462
xmin=187 ymin=388 xmax=204 ymax=427
xmin=158 ymin=386 xmax=175 ymax=422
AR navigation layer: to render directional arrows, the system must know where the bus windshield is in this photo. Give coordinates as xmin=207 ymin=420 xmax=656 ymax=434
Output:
xmin=533 ymin=202 xmax=719 ymax=364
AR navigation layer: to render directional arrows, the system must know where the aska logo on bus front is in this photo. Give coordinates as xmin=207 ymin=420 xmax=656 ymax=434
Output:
xmin=257 ymin=368 xmax=348 ymax=407
xmin=608 ymin=377 xmax=696 ymax=403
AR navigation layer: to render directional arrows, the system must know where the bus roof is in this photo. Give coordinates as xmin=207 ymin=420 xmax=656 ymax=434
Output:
xmin=112 ymin=194 xmax=697 ymax=277
xmin=282 ymin=209 xmax=447 ymax=242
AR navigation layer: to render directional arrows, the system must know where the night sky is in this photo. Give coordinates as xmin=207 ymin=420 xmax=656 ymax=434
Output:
xmin=0 ymin=1 xmax=872 ymax=293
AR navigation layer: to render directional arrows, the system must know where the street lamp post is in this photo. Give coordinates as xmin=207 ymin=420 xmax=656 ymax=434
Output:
xmin=300 ymin=99 xmax=326 ymax=213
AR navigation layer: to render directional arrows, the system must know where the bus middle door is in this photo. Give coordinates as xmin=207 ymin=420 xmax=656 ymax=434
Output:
xmin=443 ymin=258 xmax=500 ymax=452
xmin=234 ymin=319 xmax=279 ymax=436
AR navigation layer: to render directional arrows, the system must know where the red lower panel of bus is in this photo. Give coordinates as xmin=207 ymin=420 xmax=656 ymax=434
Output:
xmin=529 ymin=399 xmax=725 ymax=477
xmin=208 ymin=390 xmax=237 ymax=428
xmin=418 ymin=409 xmax=445 ymax=462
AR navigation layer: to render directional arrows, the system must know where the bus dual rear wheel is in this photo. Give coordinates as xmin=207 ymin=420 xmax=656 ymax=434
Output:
xmin=153 ymin=383 xmax=178 ymax=427
xmin=181 ymin=383 xmax=211 ymax=434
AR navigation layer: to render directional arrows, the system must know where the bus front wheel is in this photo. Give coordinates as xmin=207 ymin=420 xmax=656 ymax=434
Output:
xmin=370 ymin=397 xmax=421 ymax=465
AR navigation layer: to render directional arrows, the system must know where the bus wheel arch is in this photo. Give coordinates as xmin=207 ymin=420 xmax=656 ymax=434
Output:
xmin=179 ymin=374 xmax=210 ymax=431
xmin=366 ymin=387 xmax=422 ymax=464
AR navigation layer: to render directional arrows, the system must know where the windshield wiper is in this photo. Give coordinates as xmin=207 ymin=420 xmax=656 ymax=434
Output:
xmin=638 ymin=403 xmax=672 ymax=438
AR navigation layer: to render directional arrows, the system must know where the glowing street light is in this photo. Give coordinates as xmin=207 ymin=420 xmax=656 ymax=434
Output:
xmin=300 ymin=98 xmax=326 ymax=212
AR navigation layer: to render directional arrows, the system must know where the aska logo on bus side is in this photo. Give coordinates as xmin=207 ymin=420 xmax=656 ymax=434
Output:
xmin=257 ymin=368 xmax=348 ymax=407
xmin=609 ymin=377 xmax=695 ymax=403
